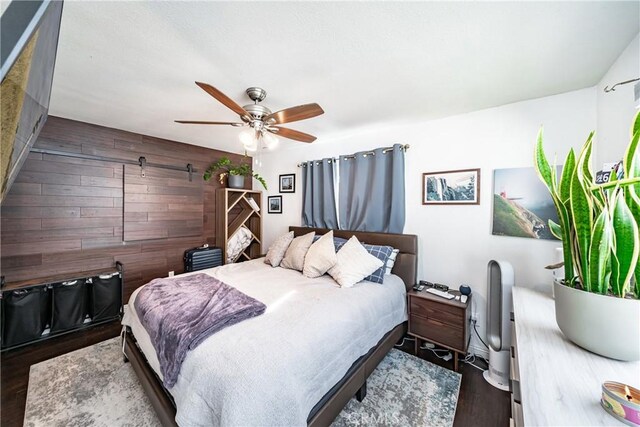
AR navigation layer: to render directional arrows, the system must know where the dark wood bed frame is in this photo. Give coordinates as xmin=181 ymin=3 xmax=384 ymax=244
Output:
xmin=123 ymin=227 xmax=418 ymax=426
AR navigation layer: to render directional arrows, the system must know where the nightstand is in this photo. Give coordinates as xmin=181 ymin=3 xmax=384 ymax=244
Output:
xmin=407 ymin=290 xmax=471 ymax=371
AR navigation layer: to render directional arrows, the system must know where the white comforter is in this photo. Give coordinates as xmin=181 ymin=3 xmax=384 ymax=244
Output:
xmin=122 ymin=258 xmax=407 ymax=427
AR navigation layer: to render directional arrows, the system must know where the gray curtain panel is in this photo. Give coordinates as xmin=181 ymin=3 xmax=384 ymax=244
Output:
xmin=301 ymin=158 xmax=339 ymax=228
xmin=338 ymin=143 xmax=405 ymax=233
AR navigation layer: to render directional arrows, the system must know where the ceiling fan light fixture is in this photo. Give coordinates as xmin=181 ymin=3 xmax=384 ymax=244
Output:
xmin=262 ymin=131 xmax=279 ymax=150
xmin=239 ymin=128 xmax=258 ymax=152
xmin=244 ymin=139 xmax=258 ymax=152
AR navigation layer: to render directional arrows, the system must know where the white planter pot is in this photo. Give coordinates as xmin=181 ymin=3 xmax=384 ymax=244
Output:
xmin=554 ymin=281 xmax=640 ymax=361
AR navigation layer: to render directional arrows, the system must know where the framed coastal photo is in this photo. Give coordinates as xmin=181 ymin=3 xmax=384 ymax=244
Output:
xmin=422 ymin=168 xmax=480 ymax=205
xmin=492 ymin=167 xmax=560 ymax=240
xmin=279 ymin=174 xmax=295 ymax=193
xmin=268 ymin=196 xmax=282 ymax=214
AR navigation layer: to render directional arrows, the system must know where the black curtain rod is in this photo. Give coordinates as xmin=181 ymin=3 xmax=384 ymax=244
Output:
xmin=603 ymin=77 xmax=640 ymax=92
xmin=297 ymin=143 xmax=410 ymax=167
xmin=30 ymin=148 xmax=197 ymax=174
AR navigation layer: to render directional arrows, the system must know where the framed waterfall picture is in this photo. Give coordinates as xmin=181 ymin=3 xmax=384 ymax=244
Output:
xmin=422 ymin=168 xmax=480 ymax=205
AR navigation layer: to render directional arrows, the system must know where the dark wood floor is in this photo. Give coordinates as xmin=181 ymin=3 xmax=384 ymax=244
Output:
xmin=396 ymin=339 xmax=511 ymax=427
xmin=1 ymin=321 xmax=122 ymax=427
xmin=1 ymin=327 xmax=510 ymax=427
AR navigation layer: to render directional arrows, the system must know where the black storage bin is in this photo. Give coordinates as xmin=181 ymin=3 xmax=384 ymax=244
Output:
xmin=90 ymin=273 xmax=122 ymax=322
xmin=1 ymin=286 xmax=50 ymax=348
xmin=51 ymin=279 xmax=87 ymax=333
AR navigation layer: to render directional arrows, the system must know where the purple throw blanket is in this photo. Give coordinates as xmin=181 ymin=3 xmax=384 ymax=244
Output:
xmin=134 ymin=273 xmax=266 ymax=387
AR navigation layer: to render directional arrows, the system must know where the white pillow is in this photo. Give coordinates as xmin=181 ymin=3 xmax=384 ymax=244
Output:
xmin=280 ymin=231 xmax=315 ymax=271
xmin=227 ymin=226 xmax=253 ymax=263
xmin=385 ymin=249 xmax=400 ymax=275
xmin=303 ymin=231 xmax=337 ymax=278
xmin=328 ymin=236 xmax=384 ymax=288
xmin=264 ymin=231 xmax=294 ymax=267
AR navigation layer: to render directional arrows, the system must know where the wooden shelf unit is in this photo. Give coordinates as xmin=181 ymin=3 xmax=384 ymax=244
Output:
xmin=215 ymin=188 xmax=262 ymax=263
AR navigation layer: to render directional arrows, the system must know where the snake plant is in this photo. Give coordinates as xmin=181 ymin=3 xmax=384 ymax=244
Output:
xmin=534 ymin=111 xmax=640 ymax=299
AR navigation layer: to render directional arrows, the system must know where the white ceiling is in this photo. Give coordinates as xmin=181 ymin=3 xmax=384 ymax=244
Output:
xmin=48 ymin=1 xmax=639 ymax=154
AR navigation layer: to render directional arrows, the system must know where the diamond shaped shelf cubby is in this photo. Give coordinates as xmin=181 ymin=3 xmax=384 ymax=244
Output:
xmin=216 ymin=188 xmax=263 ymax=264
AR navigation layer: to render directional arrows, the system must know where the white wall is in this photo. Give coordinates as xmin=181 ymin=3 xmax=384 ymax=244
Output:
xmin=255 ymin=87 xmax=597 ymax=357
xmin=596 ymin=33 xmax=640 ymax=166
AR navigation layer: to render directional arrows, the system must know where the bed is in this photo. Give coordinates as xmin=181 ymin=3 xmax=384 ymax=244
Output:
xmin=122 ymin=227 xmax=417 ymax=426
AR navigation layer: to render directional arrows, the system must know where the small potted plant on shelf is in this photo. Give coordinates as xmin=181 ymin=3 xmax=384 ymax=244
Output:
xmin=534 ymin=111 xmax=640 ymax=361
xmin=204 ymin=157 xmax=267 ymax=190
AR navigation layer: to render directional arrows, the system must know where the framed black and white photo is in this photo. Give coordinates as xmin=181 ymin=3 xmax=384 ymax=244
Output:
xmin=422 ymin=168 xmax=481 ymax=205
xmin=279 ymin=174 xmax=295 ymax=193
xmin=268 ymin=196 xmax=282 ymax=214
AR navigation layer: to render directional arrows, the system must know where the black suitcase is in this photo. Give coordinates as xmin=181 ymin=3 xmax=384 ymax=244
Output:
xmin=184 ymin=245 xmax=223 ymax=272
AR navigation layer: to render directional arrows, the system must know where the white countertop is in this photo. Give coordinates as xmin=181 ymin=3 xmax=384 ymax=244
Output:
xmin=512 ymin=286 xmax=640 ymax=426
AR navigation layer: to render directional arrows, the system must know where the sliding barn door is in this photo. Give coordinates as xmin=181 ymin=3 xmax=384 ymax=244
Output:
xmin=123 ymin=164 xmax=203 ymax=241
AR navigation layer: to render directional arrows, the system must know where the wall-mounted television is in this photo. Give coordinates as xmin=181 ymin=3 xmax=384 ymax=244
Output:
xmin=1 ymin=0 xmax=63 ymax=201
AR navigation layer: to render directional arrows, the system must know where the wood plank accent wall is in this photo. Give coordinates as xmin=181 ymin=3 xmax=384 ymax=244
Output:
xmin=0 ymin=116 xmax=247 ymax=300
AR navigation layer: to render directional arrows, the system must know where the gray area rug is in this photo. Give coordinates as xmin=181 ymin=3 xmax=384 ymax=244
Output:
xmin=24 ymin=338 xmax=461 ymax=427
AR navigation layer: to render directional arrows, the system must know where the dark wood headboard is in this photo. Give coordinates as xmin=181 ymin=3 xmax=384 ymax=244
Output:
xmin=289 ymin=227 xmax=417 ymax=290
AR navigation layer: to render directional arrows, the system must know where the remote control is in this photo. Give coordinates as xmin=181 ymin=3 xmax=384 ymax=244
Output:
xmin=461 ymin=295 xmax=468 ymax=303
xmin=425 ymin=288 xmax=455 ymax=299
xmin=412 ymin=284 xmax=426 ymax=292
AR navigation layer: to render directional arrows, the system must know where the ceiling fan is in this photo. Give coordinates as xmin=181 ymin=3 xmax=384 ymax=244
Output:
xmin=175 ymin=82 xmax=324 ymax=151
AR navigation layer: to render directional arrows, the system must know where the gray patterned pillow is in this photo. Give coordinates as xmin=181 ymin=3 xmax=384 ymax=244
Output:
xmin=385 ymin=249 xmax=400 ymax=275
xmin=264 ymin=231 xmax=294 ymax=267
xmin=333 ymin=240 xmax=395 ymax=284
xmin=328 ymin=236 xmax=384 ymax=287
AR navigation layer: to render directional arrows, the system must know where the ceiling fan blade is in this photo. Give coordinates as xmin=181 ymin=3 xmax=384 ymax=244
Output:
xmin=194 ymin=82 xmax=249 ymax=117
xmin=175 ymin=120 xmax=244 ymax=127
xmin=269 ymin=126 xmax=317 ymax=143
xmin=265 ymin=103 xmax=324 ymax=125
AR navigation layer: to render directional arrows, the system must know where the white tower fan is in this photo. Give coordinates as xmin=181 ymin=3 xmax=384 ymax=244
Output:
xmin=483 ymin=260 xmax=514 ymax=391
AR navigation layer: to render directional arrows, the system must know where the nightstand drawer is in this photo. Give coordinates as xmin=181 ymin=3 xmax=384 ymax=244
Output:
xmin=409 ymin=314 xmax=464 ymax=351
xmin=410 ymin=297 xmax=463 ymax=328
